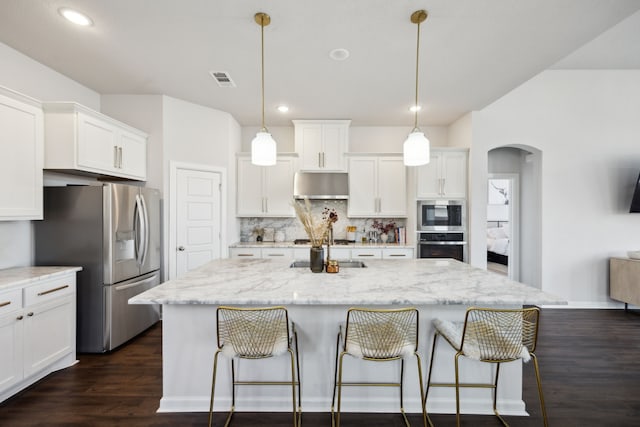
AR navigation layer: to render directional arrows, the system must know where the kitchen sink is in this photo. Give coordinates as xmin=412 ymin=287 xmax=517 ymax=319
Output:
xmin=289 ymin=260 xmax=367 ymax=268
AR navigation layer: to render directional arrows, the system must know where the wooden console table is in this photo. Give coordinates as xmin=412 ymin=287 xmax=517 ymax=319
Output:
xmin=610 ymin=257 xmax=640 ymax=310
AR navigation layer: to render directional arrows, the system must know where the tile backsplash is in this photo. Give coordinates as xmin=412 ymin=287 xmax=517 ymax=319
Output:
xmin=239 ymin=200 xmax=405 ymax=243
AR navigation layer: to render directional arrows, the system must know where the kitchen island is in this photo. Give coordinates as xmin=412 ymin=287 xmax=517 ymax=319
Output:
xmin=130 ymin=258 xmax=564 ymax=415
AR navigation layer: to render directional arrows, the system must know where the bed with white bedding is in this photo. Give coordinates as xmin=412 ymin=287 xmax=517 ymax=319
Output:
xmin=487 ymin=223 xmax=509 ymax=265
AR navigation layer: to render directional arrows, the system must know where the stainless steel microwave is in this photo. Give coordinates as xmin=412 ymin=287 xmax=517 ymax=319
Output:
xmin=417 ymin=200 xmax=466 ymax=231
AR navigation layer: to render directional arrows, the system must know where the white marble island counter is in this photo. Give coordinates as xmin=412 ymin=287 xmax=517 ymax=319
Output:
xmin=131 ymin=258 xmax=563 ymax=306
xmin=131 ymin=258 xmax=564 ymax=416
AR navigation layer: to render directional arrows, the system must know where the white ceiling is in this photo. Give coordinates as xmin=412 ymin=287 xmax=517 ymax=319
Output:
xmin=0 ymin=0 xmax=639 ymax=127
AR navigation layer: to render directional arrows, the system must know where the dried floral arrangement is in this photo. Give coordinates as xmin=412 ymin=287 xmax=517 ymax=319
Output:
xmin=372 ymin=219 xmax=396 ymax=234
xmin=292 ymin=198 xmax=338 ymax=247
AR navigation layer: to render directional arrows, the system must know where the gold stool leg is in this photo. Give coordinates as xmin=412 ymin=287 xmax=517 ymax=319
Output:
xmin=288 ymin=349 xmax=298 ymax=427
xmin=208 ymin=350 xmax=221 ymax=427
xmin=293 ymin=328 xmax=302 ymax=427
xmin=492 ymin=363 xmax=508 ymax=427
xmin=454 ymin=352 xmax=462 ymax=427
xmin=400 ymin=359 xmax=410 ymax=426
xmin=531 ymin=354 xmax=549 ymax=427
xmin=335 ymin=352 xmax=346 ymax=427
xmin=415 ymin=353 xmax=434 ymax=427
xmin=424 ymin=332 xmax=438 ymax=408
xmin=331 ymin=332 xmax=341 ymax=427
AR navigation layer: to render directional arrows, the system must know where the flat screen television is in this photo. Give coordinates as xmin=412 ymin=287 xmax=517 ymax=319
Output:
xmin=631 ymin=172 xmax=640 ymax=213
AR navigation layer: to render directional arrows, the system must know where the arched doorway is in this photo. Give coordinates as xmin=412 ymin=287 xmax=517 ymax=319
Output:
xmin=487 ymin=146 xmax=542 ymax=288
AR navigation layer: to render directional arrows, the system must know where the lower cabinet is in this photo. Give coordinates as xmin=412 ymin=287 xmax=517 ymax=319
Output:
xmin=230 ymin=247 xmax=414 ymax=260
xmin=0 ymin=272 xmax=77 ymax=403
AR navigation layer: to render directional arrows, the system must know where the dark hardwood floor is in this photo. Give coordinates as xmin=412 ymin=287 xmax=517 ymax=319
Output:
xmin=1 ymin=309 xmax=639 ymax=426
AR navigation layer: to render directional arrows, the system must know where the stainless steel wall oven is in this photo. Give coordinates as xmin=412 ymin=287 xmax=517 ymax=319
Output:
xmin=418 ymin=232 xmax=466 ymax=262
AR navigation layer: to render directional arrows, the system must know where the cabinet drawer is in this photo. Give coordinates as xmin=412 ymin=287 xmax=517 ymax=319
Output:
xmin=382 ymin=249 xmax=414 ymax=259
xmin=24 ymin=276 xmax=75 ymax=307
xmin=262 ymin=248 xmax=293 ymax=259
xmin=351 ymin=249 xmax=382 ymax=259
xmin=0 ymin=289 xmax=22 ymax=316
xmin=229 ymin=248 xmax=262 ymax=258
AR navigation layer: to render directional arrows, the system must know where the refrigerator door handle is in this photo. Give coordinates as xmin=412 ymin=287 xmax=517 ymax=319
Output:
xmin=114 ymin=275 xmax=156 ymax=291
xmin=139 ymin=193 xmax=150 ymax=267
xmin=134 ymin=194 xmax=146 ymax=266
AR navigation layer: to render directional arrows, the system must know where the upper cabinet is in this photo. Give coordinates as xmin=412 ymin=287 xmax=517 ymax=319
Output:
xmin=347 ymin=154 xmax=407 ymax=217
xmin=293 ymin=120 xmax=350 ymax=172
xmin=0 ymin=87 xmax=43 ymax=221
xmin=416 ymin=149 xmax=468 ymax=199
xmin=43 ymin=103 xmax=147 ymax=181
xmin=237 ymin=154 xmax=297 ymax=217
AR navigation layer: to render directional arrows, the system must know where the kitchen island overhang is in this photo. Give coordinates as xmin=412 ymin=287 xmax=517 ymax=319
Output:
xmin=130 ymin=258 xmax=565 ymax=415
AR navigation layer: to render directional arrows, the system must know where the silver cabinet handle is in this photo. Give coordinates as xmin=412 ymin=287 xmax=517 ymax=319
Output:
xmin=27 ymin=312 xmax=34 ymax=317
xmin=441 ymin=178 xmax=446 ymax=195
xmin=118 ymin=146 xmax=123 ymax=168
xmin=322 ymin=152 xmax=325 ymax=167
xmin=389 ymin=254 xmax=406 ymax=257
xmin=114 ymin=146 xmax=119 ymax=168
xmin=0 ymin=301 xmax=10 ymax=308
xmin=267 ymin=253 xmax=284 ymax=257
xmin=237 ymin=253 xmax=255 ymax=257
xmin=16 ymin=315 xmax=23 ymax=320
xmin=178 ymin=246 xmax=185 ymax=251
xmin=265 ymin=198 xmax=268 ymax=213
xmin=358 ymin=254 xmax=375 ymax=257
xmin=37 ymin=284 xmax=69 ymax=296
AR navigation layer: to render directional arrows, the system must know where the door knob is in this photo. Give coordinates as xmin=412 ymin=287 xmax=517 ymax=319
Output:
xmin=178 ymin=246 xmax=185 ymax=251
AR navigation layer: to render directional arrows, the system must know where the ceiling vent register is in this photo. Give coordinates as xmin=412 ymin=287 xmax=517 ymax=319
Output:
xmin=209 ymin=71 xmax=236 ymax=88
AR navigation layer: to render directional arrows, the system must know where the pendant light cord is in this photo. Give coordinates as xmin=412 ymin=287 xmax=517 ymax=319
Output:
xmin=260 ymin=15 xmax=266 ymax=131
xmin=414 ymin=18 xmax=421 ymax=130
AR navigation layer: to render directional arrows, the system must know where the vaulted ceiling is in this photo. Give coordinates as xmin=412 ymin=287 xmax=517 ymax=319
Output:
xmin=0 ymin=0 xmax=639 ymax=126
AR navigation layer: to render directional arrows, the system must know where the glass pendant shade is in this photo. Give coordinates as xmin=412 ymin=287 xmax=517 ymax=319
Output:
xmin=251 ymin=131 xmax=277 ymax=166
xmin=403 ymin=130 xmax=430 ymax=166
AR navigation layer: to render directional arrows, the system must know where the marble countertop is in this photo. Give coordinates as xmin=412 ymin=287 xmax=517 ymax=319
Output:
xmin=130 ymin=258 xmax=565 ymax=306
xmin=0 ymin=266 xmax=82 ymax=292
xmin=230 ymin=241 xmax=414 ymax=249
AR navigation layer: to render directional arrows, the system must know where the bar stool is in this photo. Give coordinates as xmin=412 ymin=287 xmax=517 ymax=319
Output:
xmin=208 ymin=306 xmax=301 ymax=427
xmin=425 ymin=306 xmax=548 ymax=427
xmin=331 ymin=307 xmax=432 ymax=427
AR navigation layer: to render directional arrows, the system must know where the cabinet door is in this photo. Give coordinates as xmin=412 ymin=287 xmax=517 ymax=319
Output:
xmin=0 ymin=313 xmax=23 ymax=392
xmin=348 ymin=157 xmax=377 ymax=217
xmin=261 ymin=248 xmax=293 ymax=259
xmin=77 ymin=112 xmax=119 ymax=174
xmin=0 ymin=93 xmax=43 ymax=220
xmin=264 ymin=158 xmax=295 ymax=216
xmin=237 ymin=157 xmax=265 ymax=216
xmin=321 ymin=124 xmax=347 ymax=171
xmin=296 ymin=124 xmax=323 ymax=171
xmin=118 ymin=130 xmax=147 ymax=180
xmin=441 ymin=151 xmax=467 ymax=198
xmin=415 ymin=151 xmax=443 ymax=199
xmin=382 ymin=248 xmax=414 ymax=259
xmin=377 ymin=157 xmax=407 ymax=216
xmin=23 ymin=295 xmax=75 ymax=378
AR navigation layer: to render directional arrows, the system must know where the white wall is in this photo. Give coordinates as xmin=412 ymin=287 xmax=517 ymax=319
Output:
xmin=0 ymin=42 xmax=101 ymax=269
xmin=471 ymin=70 xmax=640 ymax=307
xmin=0 ymin=42 xmax=99 ymax=109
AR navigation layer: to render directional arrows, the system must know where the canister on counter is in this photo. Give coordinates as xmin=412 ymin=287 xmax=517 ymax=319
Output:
xmin=326 ymin=259 xmax=339 ymax=273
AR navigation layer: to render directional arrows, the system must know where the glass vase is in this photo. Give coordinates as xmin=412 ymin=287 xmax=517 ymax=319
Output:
xmin=310 ymin=246 xmax=324 ymax=273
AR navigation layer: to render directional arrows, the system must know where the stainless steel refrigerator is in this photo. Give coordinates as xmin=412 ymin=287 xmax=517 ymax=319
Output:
xmin=35 ymin=183 xmax=161 ymax=353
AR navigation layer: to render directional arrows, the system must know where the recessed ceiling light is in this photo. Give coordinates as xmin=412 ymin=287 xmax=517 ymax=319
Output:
xmin=277 ymin=105 xmax=289 ymax=113
xmin=58 ymin=8 xmax=93 ymax=26
xmin=329 ymin=48 xmax=350 ymax=61
xmin=409 ymin=105 xmax=422 ymax=113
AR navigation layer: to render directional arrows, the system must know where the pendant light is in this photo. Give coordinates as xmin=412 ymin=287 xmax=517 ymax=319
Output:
xmin=403 ymin=10 xmax=430 ymax=167
xmin=251 ymin=12 xmax=277 ymax=166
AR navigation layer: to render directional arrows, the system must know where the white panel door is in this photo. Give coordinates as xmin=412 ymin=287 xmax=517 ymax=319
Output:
xmin=264 ymin=158 xmax=295 ymax=216
xmin=377 ymin=157 xmax=407 ymax=216
xmin=347 ymin=157 xmax=377 ymax=216
xmin=236 ymin=157 xmax=265 ymax=216
xmin=76 ymin=112 xmax=118 ymax=173
xmin=176 ymin=169 xmax=222 ymax=278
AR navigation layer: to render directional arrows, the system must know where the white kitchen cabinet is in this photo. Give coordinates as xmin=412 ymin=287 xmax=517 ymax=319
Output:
xmin=351 ymin=248 xmax=383 ymax=259
xmin=43 ymin=102 xmax=147 ymax=181
xmin=0 ymin=87 xmax=43 ymax=220
xmin=229 ymin=248 xmax=262 ymax=258
xmin=293 ymin=120 xmax=350 ymax=171
xmin=236 ymin=154 xmax=297 ymax=217
xmin=261 ymin=248 xmax=294 ymax=259
xmin=347 ymin=155 xmax=407 ymax=217
xmin=416 ymin=149 xmax=468 ymax=199
xmin=0 ymin=271 xmax=77 ymax=404
xmin=382 ymin=248 xmax=414 ymax=259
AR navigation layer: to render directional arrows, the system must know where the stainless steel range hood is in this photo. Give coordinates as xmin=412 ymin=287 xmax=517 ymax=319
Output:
xmin=293 ymin=172 xmax=349 ymax=200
